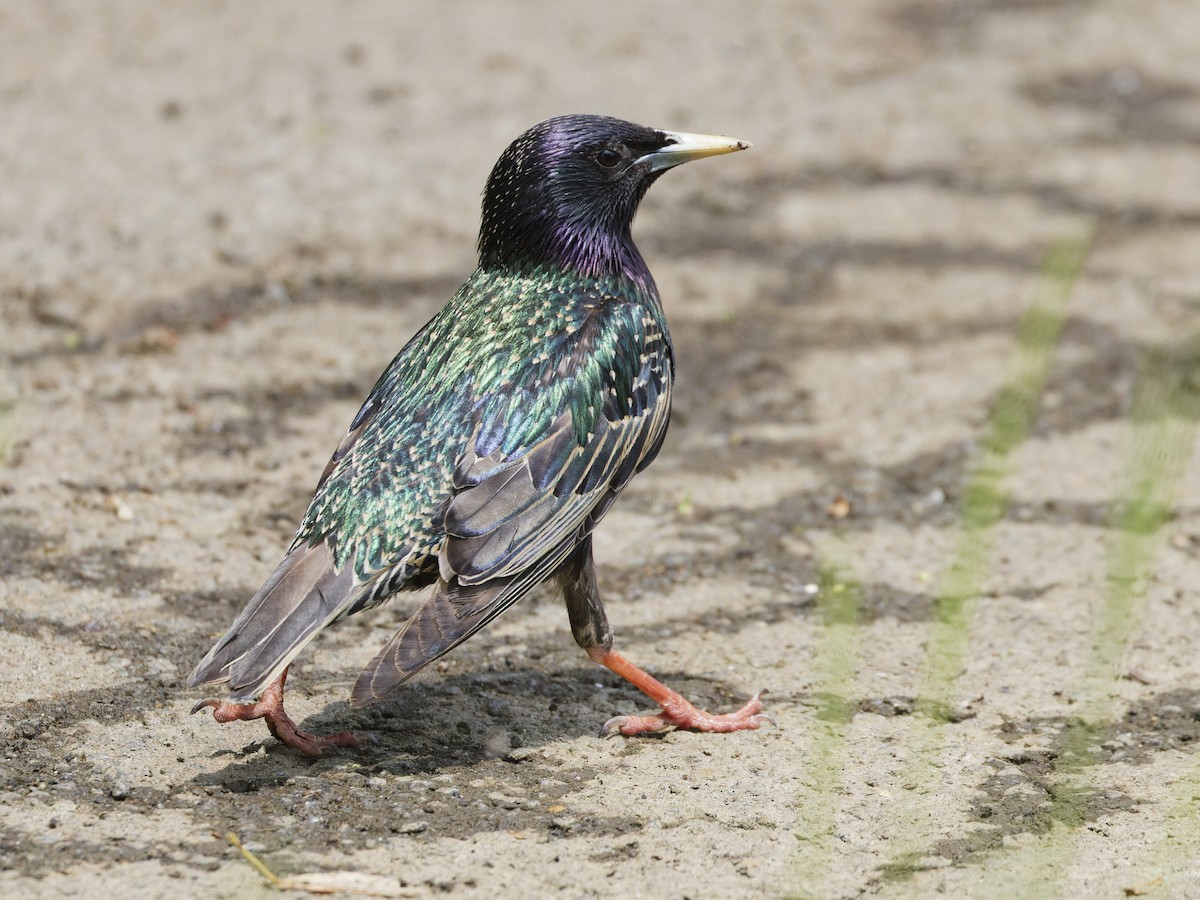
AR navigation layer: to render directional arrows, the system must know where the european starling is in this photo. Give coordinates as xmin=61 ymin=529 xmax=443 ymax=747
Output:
xmin=189 ymin=114 xmax=768 ymax=754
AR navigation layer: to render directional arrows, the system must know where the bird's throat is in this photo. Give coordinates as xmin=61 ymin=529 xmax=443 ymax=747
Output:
xmin=506 ymin=219 xmax=654 ymax=290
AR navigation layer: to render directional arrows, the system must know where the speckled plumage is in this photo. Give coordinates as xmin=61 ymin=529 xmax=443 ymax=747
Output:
xmin=306 ymin=265 xmax=668 ymax=587
xmin=190 ymin=115 xmax=763 ymax=749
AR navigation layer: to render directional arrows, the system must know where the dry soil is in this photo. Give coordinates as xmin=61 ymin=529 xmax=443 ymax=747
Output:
xmin=2 ymin=2 xmax=1200 ymax=898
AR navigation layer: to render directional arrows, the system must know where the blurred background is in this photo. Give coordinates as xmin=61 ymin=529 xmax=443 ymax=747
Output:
xmin=2 ymin=2 xmax=1198 ymax=898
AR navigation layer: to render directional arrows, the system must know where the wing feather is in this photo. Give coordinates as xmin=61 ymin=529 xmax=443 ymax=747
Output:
xmin=441 ymin=302 xmax=671 ymax=587
xmin=351 ymin=536 xmax=578 ymax=706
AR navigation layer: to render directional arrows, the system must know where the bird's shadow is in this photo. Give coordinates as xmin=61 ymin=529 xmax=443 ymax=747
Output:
xmin=188 ymin=663 xmax=778 ymax=788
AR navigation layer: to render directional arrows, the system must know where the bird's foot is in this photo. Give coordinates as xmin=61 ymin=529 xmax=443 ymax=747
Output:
xmin=603 ymin=689 xmax=774 ymax=737
xmin=191 ymin=670 xmax=362 ymax=756
xmin=586 ymin=647 xmax=773 ymax=737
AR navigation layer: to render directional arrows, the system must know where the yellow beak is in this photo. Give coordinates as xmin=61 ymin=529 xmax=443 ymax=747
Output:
xmin=639 ymin=130 xmax=752 ymax=172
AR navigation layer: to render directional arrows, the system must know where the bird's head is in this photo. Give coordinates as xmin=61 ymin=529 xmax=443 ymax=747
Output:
xmin=477 ymin=114 xmax=749 ymax=280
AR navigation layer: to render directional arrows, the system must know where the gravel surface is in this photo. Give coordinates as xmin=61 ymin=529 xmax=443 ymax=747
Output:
xmin=2 ymin=2 xmax=1199 ymax=897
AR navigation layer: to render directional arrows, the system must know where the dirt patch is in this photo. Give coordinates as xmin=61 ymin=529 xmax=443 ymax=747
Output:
xmin=2 ymin=2 xmax=1199 ymax=898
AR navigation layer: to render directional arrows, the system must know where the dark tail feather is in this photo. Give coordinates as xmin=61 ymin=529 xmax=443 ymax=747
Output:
xmin=188 ymin=542 xmax=357 ymax=699
xmin=350 ymin=577 xmax=511 ymax=707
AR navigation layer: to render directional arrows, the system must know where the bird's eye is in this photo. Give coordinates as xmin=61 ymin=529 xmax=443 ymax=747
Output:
xmin=595 ymin=147 xmax=623 ymax=169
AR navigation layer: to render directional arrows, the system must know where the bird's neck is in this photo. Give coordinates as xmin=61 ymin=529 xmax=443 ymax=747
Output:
xmin=480 ymin=219 xmax=656 ymax=294
xmin=549 ymin=220 xmax=653 ymax=286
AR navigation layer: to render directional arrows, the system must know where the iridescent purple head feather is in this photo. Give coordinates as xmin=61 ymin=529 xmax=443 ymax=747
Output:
xmin=477 ymin=115 xmax=749 ymax=281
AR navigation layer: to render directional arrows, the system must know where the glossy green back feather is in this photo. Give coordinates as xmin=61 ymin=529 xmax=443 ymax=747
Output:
xmin=295 ymin=264 xmax=670 ymax=587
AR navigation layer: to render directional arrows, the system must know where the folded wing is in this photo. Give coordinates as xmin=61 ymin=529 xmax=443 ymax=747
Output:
xmin=351 ymin=299 xmax=672 ymax=705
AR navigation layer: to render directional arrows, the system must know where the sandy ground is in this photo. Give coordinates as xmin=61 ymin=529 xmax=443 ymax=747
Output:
xmin=2 ymin=1 xmax=1200 ymax=897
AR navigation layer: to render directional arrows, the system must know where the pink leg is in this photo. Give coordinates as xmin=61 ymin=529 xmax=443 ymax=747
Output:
xmin=191 ymin=667 xmax=361 ymax=756
xmin=587 ymin=647 xmax=773 ymax=736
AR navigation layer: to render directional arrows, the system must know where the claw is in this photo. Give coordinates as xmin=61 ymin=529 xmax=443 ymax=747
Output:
xmin=601 ymin=690 xmax=771 ymax=737
xmin=601 ymin=713 xmax=672 ymax=737
xmin=191 ymin=669 xmax=363 ymax=756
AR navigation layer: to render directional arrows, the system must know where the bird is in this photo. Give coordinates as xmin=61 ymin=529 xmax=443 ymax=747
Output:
xmin=189 ymin=114 xmax=769 ymax=754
